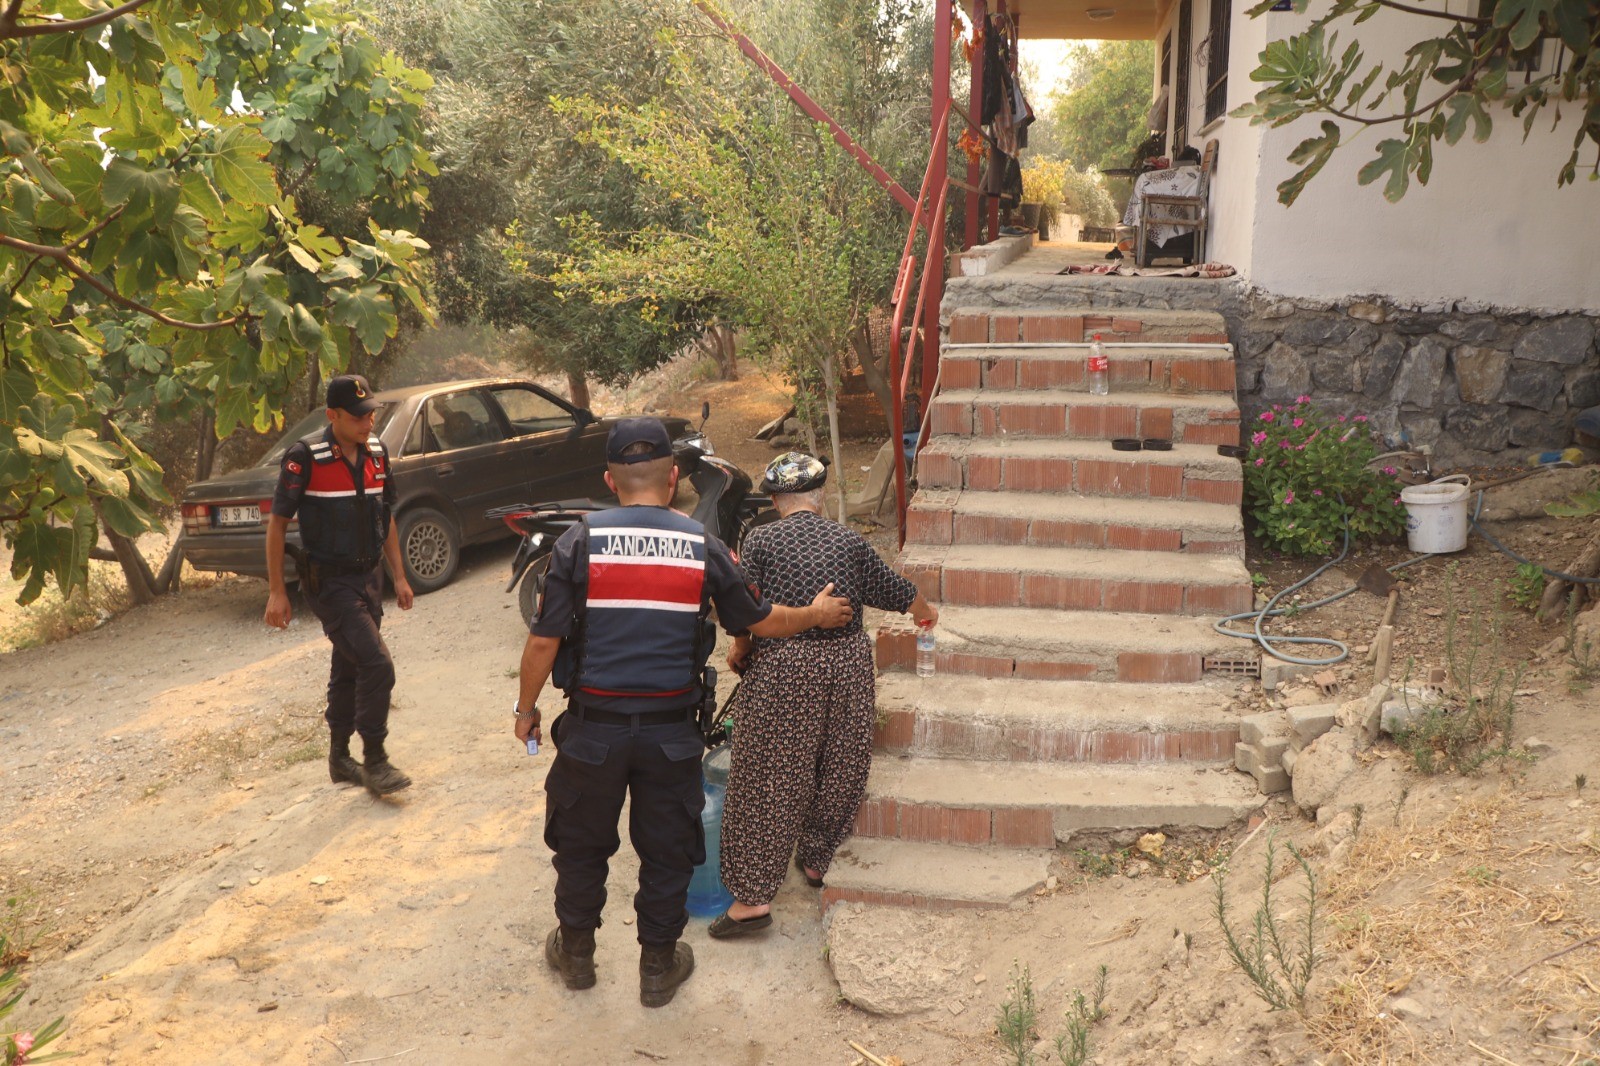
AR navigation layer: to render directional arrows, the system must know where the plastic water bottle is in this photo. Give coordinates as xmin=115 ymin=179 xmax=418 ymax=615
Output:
xmin=686 ymin=745 xmax=735 ymax=918
xmin=1087 ymin=332 xmax=1109 ymax=396
xmin=916 ymin=621 xmax=936 ymax=678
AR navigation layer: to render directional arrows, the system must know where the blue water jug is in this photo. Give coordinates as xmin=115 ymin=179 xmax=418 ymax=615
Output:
xmin=686 ymin=744 xmax=735 ymax=918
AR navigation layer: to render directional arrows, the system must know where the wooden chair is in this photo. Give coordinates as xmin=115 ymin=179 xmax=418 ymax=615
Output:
xmin=1134 ymin=138 xmax=1218 ymax=267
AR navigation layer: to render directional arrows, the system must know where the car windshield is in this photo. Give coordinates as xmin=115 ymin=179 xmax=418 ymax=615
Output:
xmin=256 ymin=403 xmax=397 ymax=467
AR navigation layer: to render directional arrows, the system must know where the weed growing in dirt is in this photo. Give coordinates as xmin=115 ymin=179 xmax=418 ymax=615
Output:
xmin=995 ymin=963 xmax=1039 ymax=1065
xmin=1394 ymin=581 xmax=1524 ymax=775
xmin=1577 ymin=774 xmax=1588 ymax=792
xmin=0 ymin=566 xmax=129 ymax=653
xmin=0 ymin=894 xmax=47 ymax=970
xmin=1053 ymin=965 xmax=1109 ymax=1066
xmin=1505 ymin=562 xmax=1545 ymax=611
xmin=1072 ymin=849 xmax=1118 ymax=879
xmin=2 ymin=937 xmax=70 ymax=1064
xmin=1212 ymin=834 xmax=1319 ymax=1014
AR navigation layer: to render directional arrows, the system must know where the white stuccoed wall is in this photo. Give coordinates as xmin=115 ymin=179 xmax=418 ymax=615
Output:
xmin=1151 ymin=0 xmax=1600 ymax=312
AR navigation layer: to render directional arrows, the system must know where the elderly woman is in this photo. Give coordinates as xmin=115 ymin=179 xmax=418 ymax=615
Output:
xmin=710 ymin=452 xmax=937 ymax=938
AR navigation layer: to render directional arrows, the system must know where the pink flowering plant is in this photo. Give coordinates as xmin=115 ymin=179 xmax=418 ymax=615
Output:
xmin=2 ymin=936 xmax=70 ymax=1065
xmin=1243 ymin=397 xmax=1406 ymax=556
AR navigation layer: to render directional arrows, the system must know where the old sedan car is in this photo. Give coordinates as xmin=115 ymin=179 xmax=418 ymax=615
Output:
xmin=180 ymin=377 xmax=687 ymax=593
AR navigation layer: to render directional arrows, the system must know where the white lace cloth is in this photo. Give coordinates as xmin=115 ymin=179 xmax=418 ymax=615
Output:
xmin=1122 ymin=166 xmax=1202 ymax=248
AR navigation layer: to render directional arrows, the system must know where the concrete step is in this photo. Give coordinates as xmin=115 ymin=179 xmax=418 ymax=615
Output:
xmin=917 ymin=437 xmax=1242 ymax=505
xmin=875 ymin=604 xmax=1242 ymax=683
xmin=820 ymin=838 xmax=1053 ymax=911
xmin=946 ymin=308 xmax=1229 ymax=347
xmin=873 ymin=674 xmax=1241 ymax=763
xmin=899 ymin=543 xmax=1253 ymax=617
xmin=906 ymin=489 xmax=1243 ymax=558
xmin=940 ymin=343 xmax=1235 ymax=395
xmin=928 ymin=389 xmax=1241 ymax=446
xmin=854 ymin=757 xmax=1264 ymax=848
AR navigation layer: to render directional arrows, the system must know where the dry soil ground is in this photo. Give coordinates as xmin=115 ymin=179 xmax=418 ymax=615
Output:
xmin=3 ymin=361 xmax=1599 ymax=1065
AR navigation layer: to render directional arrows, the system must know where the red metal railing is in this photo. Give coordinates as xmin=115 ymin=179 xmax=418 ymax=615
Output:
xmin=888 ymin=99 xmax=955 ymax=547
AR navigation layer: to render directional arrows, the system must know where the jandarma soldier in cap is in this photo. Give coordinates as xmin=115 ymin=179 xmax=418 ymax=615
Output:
xmin=264 ymin=374 xmax=415 ymax=798
xmin=513 ymin=419 xmax=854 ymax=1006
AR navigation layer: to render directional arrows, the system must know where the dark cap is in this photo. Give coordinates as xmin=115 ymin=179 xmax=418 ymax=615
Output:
xmin=326 ymin=374 xmax=380 ymax=415
xmin=606 ymin=417 xmax=674 ymax=464
xmin=760 ymin=451 xmax=828 ymax=494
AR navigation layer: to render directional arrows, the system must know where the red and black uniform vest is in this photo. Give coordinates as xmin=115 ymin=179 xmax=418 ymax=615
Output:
xmin=293 ymin=429 xmax=391 ymax=569
xmin=574 ymin=506 xmax=709 ymax=708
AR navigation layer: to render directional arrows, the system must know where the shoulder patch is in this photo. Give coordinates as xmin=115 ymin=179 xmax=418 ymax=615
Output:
xmin=285 ymin=459 xmax=302 ymax=475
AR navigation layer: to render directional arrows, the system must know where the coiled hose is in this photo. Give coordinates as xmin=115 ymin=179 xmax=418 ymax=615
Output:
xmin=1213 ymin=484 xmax=1600 ymax=669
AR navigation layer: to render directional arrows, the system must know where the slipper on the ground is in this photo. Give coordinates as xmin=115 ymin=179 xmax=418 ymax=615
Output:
xmin=795 ymin=856 xmax=824 ymax=888
xmin=708 ymin=910 xmax=773 ymax=939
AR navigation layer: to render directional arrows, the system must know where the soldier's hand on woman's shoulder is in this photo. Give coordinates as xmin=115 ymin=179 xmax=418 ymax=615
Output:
xmin=811 ymin=582 xmax=853 ymax=629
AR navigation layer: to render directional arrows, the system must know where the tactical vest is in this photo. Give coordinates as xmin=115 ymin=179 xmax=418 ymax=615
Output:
xmin=296 ymin=430 xmax=390 ymax=568
xmin=574 ymin=506 xmax=708 ymax=704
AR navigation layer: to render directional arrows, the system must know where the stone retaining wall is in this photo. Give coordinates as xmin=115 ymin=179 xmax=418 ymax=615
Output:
xmin=942 ymin=274 xmax=1600 ymax=463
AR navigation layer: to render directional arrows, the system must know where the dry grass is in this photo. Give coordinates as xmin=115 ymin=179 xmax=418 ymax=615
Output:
xmin=1304 ymin=791 xmax=1600 ymax=1062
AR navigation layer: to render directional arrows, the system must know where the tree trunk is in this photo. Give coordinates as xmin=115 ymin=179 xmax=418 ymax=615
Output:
xmin=822 ymin=355 xmax=848 ymax=523
xmin=194 ymin=409 xmax=219 ymax=483
xmin=851 ymin=322 xmax=896 ymax=440
xmin=697 ymin=324 xmax=739 ymax=381
xmin=95 ymin=500 xmax=160 ymax=606
xmin=1539 ymin=527 xmax=1600 ymax=621
xmin=153 ymin=538 xmax=185 ymax=594
xmin=566 ymin=369 xmax=592 ymax=411
xmin=308 ymin=358 xmax=323 ymax=413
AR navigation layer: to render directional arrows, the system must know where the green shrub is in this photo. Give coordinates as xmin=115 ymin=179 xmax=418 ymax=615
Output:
xmin=1242 ymin=397 xmax=1407 ymax=556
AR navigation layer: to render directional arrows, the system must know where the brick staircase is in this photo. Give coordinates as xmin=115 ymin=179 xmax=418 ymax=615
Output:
xmin=825 ymin=308 xmax=1266 ymax=911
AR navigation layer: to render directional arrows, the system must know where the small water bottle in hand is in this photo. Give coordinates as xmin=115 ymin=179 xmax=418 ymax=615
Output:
xmin=915 ymin=620 xmax=936 ymax=678
xmin=1087 ymin=332 xmax=1109 ymax=396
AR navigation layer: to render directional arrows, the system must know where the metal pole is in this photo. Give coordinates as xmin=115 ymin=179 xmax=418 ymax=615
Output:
xmin=922 ymin=0 xmax=952 ymax=457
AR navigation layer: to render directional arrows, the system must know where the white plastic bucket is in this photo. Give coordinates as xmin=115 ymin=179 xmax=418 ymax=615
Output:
xmin=1400 ymin=475 xmax=1471 ymax=554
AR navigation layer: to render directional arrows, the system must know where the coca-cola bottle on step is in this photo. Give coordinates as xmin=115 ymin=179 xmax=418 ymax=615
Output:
xmin=1088 ymin=332 xmax=1109 ymax=396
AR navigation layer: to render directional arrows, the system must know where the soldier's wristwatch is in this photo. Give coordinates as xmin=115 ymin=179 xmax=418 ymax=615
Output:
xmin=513 ymin=701 xmax=538 ymax=718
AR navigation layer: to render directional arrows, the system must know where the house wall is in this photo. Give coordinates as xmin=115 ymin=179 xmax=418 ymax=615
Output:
xmin=1236 ymin=4 xmax=1600 ymax=313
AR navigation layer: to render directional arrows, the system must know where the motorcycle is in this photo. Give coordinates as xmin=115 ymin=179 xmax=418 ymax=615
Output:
xmin=487 ymin=403 xmax=775 ymax=629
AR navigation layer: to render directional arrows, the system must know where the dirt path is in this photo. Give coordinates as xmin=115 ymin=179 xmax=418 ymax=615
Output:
xmin=4 ymin=361 xmax=1599 ymax=1063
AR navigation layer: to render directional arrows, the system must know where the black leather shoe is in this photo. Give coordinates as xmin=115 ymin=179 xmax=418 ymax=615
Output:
xmin=639 ymin=941 xmax=694 ymax=1007
xmin=545 ymin=926 xmax=597 ymax=991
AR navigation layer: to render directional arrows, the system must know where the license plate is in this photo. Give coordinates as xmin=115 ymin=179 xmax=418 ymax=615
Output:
xmin=214 ymin=504 xmax=261 ymax=527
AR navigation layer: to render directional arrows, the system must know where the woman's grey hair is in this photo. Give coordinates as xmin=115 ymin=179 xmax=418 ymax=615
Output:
xmin=772 ymin=487 xmax=826 ymax=516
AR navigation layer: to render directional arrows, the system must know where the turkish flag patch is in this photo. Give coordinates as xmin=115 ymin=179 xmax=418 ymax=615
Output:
xmin=286 ymin=460 xmax=302 ymax=474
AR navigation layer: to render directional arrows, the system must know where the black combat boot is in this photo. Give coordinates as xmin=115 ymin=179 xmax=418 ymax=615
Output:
xmin=544 ymin=925 xmax=597 ymax=991
xmin=639 ymin=940 xmax=694 ymax=1008
xmin=359 ymin=737 xmax=412 ymax=797
xmin=328 ymin=730 xmax=362 ymax=786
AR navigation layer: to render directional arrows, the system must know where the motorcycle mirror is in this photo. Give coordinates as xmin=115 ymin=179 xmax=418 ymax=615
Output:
xmin=699 ymin=401 xmax=710 ymax=430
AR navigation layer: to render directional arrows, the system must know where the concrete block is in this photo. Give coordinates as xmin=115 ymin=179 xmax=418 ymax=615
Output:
xmin=1259 ymin=655 xmax=1319 ymax=690
xmin=1235 ymin=741 xmax=1260 ymax=774
xmin=1251 ymin=764 xmax=1291 ymax=794
xmin=1289 ymin=704 xmax=1339 ymax=748
xmin=1281 ymin=747 xmax=1298 ymax=777
xmin=1259 ymin=735 xmax=1290 ymax=767
xmin=1380 ymin=699 xmax=1430 ymax=734
xmin=1239 ymin=712 xmax=1285 ymax=746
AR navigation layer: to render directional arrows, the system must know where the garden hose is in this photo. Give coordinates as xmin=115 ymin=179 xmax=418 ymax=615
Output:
xmin=1215 ymin=481 xmax=1600 ymax=671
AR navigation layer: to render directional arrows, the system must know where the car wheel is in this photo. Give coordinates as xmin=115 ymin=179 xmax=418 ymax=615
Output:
xmin=399 ymin=507 xmax=459 ymax=594
xmin=517 ymin=554 xmax=551 ymax=630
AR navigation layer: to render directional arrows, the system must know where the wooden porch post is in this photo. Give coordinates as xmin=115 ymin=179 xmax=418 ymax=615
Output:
xmin=924 ymin=0 xmax=952 ymax=425
xmin=963 ymin=0 xmax=987 ymax=251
